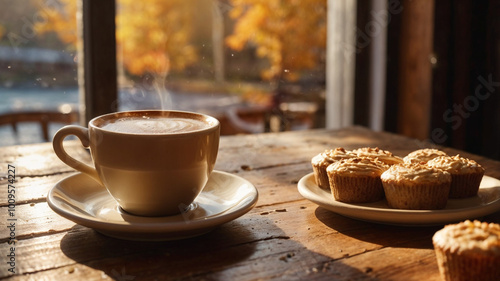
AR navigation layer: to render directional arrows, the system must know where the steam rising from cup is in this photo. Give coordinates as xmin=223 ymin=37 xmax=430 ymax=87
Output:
xmin=120 ymin=74 xmax=173 ymax=112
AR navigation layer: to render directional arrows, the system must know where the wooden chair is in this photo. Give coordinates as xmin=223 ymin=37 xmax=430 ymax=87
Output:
xmin=218 ymin=102 xmax=319 ymax=135
xmin=221 ymin=106 xmax=268 ymax=135
xmin=0 ymin=107 xmax=79 ymax=142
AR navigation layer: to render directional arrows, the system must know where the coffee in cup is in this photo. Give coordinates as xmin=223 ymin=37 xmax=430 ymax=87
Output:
xmin=100 ymin=116 xmax=209 ymax=134
xmin=53 ymin=110 xmax=220 ymax=216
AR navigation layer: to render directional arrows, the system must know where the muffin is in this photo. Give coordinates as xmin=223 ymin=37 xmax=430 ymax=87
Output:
xmin=311 ymin=147 xmax=356 ymax=189
xmin=326 ymin=157 xmax=389 ymax=203
xmin=433 ymin=220 xmax=500 ymax=281
xmin=381 ymin=163 xmax=452 ymax=209
xmin=352 ymin=147 xmax=403 ymax=165
xmin=403 ymin=148 xmax=448 ymax=164
xmin=427 ymin=155 xmax=485 ymax=198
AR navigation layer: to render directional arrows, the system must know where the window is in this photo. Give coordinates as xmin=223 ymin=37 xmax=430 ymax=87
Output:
xmin=113 ymin=0 xmax=328 ymax=134
xmin=0 ymin=0 xmax=78 ymax=146
xmin=0 ymin=0 xmax=331 ymax=145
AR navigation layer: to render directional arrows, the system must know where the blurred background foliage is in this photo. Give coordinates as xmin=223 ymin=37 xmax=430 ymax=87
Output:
xmin=0 ymin=0 xmax=326 ymax=103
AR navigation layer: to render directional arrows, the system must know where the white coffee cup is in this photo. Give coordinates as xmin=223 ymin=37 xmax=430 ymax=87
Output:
xmin=53 ymin=110 xmax=220 ymax=216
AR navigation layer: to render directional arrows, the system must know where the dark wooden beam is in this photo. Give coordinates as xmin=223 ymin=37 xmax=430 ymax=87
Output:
xmin=397 ymin=0 xmax=435 ymax=140
xmin=384 ymin=1 xmax=403 ymax=133
xmin=481 ymin=0 xmax=500 ymax=159
xmin=353 ymin=0 xmax=373 ymax=127
xmin=78 ymin=0 xmax=117 ymax=124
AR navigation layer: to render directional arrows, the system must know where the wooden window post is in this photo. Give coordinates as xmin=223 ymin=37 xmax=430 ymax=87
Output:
xmin=397 ymin=0 xmax=435 ymax=139
xmin=77 ymin=0 xmax=117 ymax=125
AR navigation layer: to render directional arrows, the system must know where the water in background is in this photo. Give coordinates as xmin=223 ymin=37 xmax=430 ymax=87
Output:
xmin=0 ymin=88 xmax=79 ymax=146
xmin=0 ymin=87 xmax=242 ymax=146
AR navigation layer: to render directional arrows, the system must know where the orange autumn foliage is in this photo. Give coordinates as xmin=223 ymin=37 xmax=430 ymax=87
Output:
xmin=116 ymin=0 xmax=197 ymax=78
xmin=0 ymin=25 xmax=5 ymax=40
xmin=33 ymin=0 xmax=77 ymax=48
xmin=34 ymin=0 xmax=326 ymax=83
xmin=226 ymin=0 xmax=327 ymax=82
xmin=33 ymin=0 xmax=197 ymax=78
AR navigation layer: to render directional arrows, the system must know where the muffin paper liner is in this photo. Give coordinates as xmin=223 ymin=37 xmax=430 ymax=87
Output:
xmin=312 ymin=164 xmax=331 ymax=190
xmin=382 ymin=180 xmax=450 ymax=210
xmin=434 ymin=246 xmax=500 ymax=281
xmin=329 ymin=174 xmax=384 ymax=203
xmin=449 ymin=172 xmax=484 ymax=198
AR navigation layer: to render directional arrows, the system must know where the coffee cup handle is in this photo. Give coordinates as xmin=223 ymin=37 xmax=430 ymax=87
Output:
xmin=53 ymin=125 xmax=102 ymax=185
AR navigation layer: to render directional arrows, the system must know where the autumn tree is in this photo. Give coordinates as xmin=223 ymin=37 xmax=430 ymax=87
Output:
xmin=116 ymin=0 xmax=197 ymax=84
xmin=33 ymin=0 xmax=198 ymax=86
xmin=33 ymin=0 xmax=77 ymax=48
xmin=226 ymin=0 xmax=327 ymax=85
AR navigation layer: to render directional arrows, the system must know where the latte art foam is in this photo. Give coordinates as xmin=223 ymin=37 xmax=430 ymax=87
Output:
xmin=101 ymin=116 xmax=209 ymax=134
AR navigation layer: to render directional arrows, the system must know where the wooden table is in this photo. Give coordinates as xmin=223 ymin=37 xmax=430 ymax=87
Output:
xmin=1 ymin=126 xmax=499 ymax=280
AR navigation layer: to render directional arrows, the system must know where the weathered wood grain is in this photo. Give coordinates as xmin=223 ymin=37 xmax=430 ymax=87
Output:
xmin=1 ymin=127 xmax=500 ymax=280
xmin=0 ymin=201 xmax=443 ymax=280
xmin=0 ymin=173 xmax=74 ymax=207
xmin=0 ymin=141 xmax=91 ymax=177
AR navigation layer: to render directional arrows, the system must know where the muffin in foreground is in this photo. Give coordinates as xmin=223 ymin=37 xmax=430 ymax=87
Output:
xmin=311 ymin=148 xmax=355 ymax=190
xmin=427 ymin=155 xmax=485 ymax=198
xmin=327 ymin=157 xmax=389 ymax=203
xmin=403 ymin=148 xmax=448 ymax=164
xmin=352 ymin=147 xmax=404 ymax=165
xmin=432 ymin=220 xmax=500 ymax=281
xmin=381 ymin=163 xmax=451 ymax=209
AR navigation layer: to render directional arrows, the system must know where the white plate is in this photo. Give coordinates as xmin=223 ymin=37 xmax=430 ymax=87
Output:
xmin=47 ymin=171 xmax=258 ymax=240
xmin=298 ymin=173 xmax=500 ymax=226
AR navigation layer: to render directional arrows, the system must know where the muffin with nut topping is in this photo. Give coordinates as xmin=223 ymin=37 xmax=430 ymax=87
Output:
xmin=427 ymin=155 xmax=485 ymax=198
xmin=403 ymin=148 xmax=448 ymax=164
xmin=311 ymin=147 xmax=356 ymax=190
xmin=381 ymin=163 xmax=451 ymax=209
xmin=352 ymin=147 xmax=404 ymax=165
xmin=326 ymin=157 xmax=389 ymax=203
xmin=432 ymin=220 xmax=500 ymax=281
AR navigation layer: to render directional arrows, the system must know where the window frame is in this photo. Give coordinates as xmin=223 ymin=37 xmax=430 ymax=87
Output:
xmin=78 ymin=0 xmax=117 ymax=124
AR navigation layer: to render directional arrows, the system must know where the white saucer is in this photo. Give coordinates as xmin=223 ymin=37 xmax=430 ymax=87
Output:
xmin=298 ymin=173 xmax=500 ymax=226
xmin=47 ymin=171 xmax=258 ymax=240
